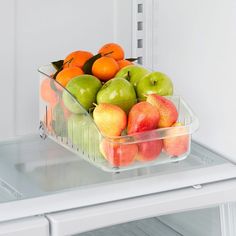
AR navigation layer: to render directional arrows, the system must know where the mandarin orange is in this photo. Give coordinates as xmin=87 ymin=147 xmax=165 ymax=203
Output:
xmin=92 ymin=57 xmax=119 ymax=81
xmin=40 ymin=78 xmax=58 ymax=106
xmin=98 ymin=43 xmax=124 ymax=61
xmin=56 ymin=67 xmax=84 ymax=88
xmin=63 ymin=50 xmax=93 ymax=68
xmin=117 ymin=59 xmax=133 ymax=69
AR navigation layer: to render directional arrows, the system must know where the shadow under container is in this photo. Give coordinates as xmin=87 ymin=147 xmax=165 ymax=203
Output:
xmin=38 ymin=65 xmax=199 ymax=172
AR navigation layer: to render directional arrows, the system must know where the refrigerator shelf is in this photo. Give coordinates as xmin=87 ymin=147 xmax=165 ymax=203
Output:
xmin=0 ymin=134 xmax=234 ymax=201
xmin=0 ymin=134 xmax=235 ymax=222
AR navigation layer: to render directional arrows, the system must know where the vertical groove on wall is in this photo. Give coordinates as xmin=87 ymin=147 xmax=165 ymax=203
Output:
xmin=151 ymin=0 xmax=155 ymax=70
xmin=152 ymin=0 xmax=159 ymax=69
xmin=132 ymin=0 xmax=145 ymax=64
xmin=13 ymin=0 xmax=17 ymax=136
xmin=113 ymin=0 xmax=118 ymax=42
xmin=132 ymin=0 xmax=154 ymax=68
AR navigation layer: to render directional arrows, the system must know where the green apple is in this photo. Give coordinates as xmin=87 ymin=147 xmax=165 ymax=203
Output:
xmin=96 ymin=78 xmax=137 ymax=113
xmin=63 ymin=75 xmax=102 ymax=113
xmin=136 ymin=72 xmax=173 ymax=100
xmin=68 ymin=114 xmax=104 ymax=162
xmin=52 ymin=103 xmax=68 ymax=137
xmin=115 ymin=65 xmax=149 ymax=88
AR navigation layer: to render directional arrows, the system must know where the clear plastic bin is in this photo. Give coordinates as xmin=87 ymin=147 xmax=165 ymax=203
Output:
xmin=38 ymin=64 xmax=199 ymax=172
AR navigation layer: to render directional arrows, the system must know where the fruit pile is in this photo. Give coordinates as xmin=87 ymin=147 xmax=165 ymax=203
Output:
xmin=40 ymin=42 xmax=190 ymax=168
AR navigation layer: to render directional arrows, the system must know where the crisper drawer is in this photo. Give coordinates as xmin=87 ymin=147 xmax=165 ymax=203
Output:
xmin=46 ymin=179 xmax=236 ymax=236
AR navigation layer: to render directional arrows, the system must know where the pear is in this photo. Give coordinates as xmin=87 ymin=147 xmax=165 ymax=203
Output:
xmin=146 ymin=94 xmax=178 ymax=128
xmin=163 ymin=122 xmax=190 ymax=157
xmin=137 ymin=140 xmax=163 ymax=162
xmin=127 ymin=101 xmax=160 ymax=134
xmin=93 ymin=103 xmax=127 ymax=137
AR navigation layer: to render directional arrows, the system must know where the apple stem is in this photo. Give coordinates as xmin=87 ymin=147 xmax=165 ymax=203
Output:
xmin=152 ymin=80 xmax=157 ymax=86
xmin=127 ymin=71 xmax=131 ymax=81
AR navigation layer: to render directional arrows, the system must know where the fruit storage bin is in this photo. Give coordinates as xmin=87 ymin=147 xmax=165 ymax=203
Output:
xmin=38 ymin=64 xmax=199 ymax=172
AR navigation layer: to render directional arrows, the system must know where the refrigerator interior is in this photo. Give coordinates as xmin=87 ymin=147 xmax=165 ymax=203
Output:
xmin=0 ymin=0 xmax=235 ymax=233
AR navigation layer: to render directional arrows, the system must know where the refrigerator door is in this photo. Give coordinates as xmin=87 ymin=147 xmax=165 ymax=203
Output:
xmin=0 ymin=216 xmax=49 ymax=236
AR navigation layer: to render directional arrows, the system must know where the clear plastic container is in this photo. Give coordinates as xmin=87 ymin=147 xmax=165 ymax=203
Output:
xmin=38 ymin=64 xmax=199 ymax=172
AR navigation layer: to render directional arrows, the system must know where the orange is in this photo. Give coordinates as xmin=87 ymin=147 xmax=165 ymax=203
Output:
xmin=92 ymin=57 xmax=119 ymax=81
xmin=117 ymin=59 xmax=133 ymax=69
xmin=63 ymin=50 xmax=93 ymax=69
xmin=40 ymin=78 xmax=58 ymax=106
xmin=56 ymin=67 xmax=84 ymax=88
xmin=98 ymin=43 xmax=124 ymax=61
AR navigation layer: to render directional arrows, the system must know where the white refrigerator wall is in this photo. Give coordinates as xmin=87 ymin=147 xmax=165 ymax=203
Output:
xmin=0 ymin=0 xmax=132 ymax=140
xmin=153 ymin=0 xmax=236 ymax=161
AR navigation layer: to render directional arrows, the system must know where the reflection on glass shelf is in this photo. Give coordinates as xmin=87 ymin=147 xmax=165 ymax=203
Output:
xmin=0 ymin=180 xmax=20 ymax=203
xmin=0 ymin=134 xmax=229 ymax=202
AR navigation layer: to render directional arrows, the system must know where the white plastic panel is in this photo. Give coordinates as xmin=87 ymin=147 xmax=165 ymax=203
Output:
xmin=153 ymin=0 xmax=236 ymax=161
xmin=0 ymin=216 xmax=49 ymax=236
xmin=0 ymin=0 xmax=15 ymax=140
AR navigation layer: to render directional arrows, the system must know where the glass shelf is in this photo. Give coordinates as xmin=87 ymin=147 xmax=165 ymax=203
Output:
xmin=0 ymin=134 xmax=233 ymax=204
xmin=0 ymin=182 xmax=19 ymax=203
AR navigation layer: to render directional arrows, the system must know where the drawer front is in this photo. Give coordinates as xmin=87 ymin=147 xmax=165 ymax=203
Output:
xmin=47 ymin=179 xmax=236 ymax=236
xmin=0 ymin=216 xmax=49 ymax=236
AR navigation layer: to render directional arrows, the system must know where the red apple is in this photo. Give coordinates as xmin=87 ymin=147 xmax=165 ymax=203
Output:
xmin=137 ymin=140 xmax=163 ymax=161
xmin=127 ymin=101 xmax=160 ymax=134
xmin=100 ymin=140 xmax=138 ymax=167
xmin=146 ymin=94 xmax=178 ymax=128
xmin=163 ymin=122 xmax=190 ymax=156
